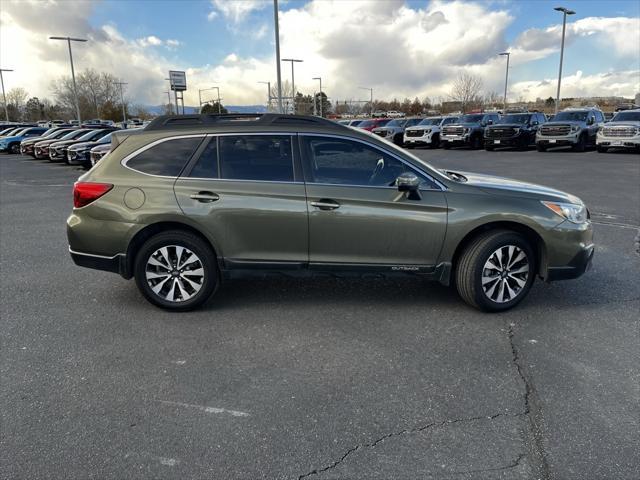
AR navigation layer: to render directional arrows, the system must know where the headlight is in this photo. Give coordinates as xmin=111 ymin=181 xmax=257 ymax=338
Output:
xmin=463 ymin=127 xmax=470 ymax=133
xmin=542 ymin=201 xmax=588 ymax=224
xmin=424 ymin=128 xmax=432 ymax=133
xmin=570 ymin=125 xmax=580 ymax=133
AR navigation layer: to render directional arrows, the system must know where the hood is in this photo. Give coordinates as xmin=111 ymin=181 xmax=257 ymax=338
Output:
xmin=0 ymin=135 xmax=19 ymax=142
xmin=544 ymin=120 xmax=584 ymax=127
xmin=69 ymin=141 xmax=100 ymax=150
xmin=487 ymin=123 xmax=526 ymax=129
xmin=446 ymin=122 xmax=481 ymax=128
xmin=51 ymin=139 xmax=83 ymax=148
xmin=443 ymin=170 xmax=581 ymax=203
xmin=91 ymin=144 xmax=111 ymax=153
xmin=35 ymin=138 xmax=64 ymax=147
xmin=605 ymin=121 xmax=640 ymax=127
xmin=21 ymin=136 xmax=50 ymax=145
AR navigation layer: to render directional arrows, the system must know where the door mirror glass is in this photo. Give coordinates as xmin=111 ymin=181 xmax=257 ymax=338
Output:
xmin=587 ymin=117 xmax=594 ymax=125
xmin=396 ymin=172 xmax=422 ymax=200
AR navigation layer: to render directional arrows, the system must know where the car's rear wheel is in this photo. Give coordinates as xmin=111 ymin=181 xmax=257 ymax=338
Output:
xmin=455 ymin=230 xmax=535 ymax=312
xmin=134 ymin=230 xmax=219 ymax=311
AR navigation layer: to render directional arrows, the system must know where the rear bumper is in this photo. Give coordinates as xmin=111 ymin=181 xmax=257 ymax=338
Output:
xmin=546 ymin=243 xmax=594 ymax=281
xmin=69 ymin=248 xmax=128 ymax=277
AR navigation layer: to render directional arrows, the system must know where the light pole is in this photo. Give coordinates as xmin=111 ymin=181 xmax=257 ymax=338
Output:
xmin=199 ymin=87 xmax=221 ymax=113
xmin=0 ymin=68 xmax=13 ymax=122
xmin=282 ymin=58 xmax=303 ymax=114
xmin=359 ymin=87 xmax=373 ymax=116
xmin=49 ymin=36 xmax=87 ymax=124
xmin=258 ymin=81 xmax=272 ymax=110
xmin=554 ymin=6 xmax=575 ymax=114
xmin=273 ymin=0 xmax=284 ymax=114
xmin=498 ymin=52 xmax=510 ymax=111
xmin=312 ymin=76 xmax=322 ymax=117
xmin=164 ymin=77 xmax=174 ymax=114
xmin=114 ymin=81 xmax=127 ymax=125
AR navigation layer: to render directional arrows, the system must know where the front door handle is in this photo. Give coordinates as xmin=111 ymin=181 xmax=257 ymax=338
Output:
xmin=190 ymin=191 xmax=220 ymax=203
xmin=310 ymin=199 xmax=340 ymax=210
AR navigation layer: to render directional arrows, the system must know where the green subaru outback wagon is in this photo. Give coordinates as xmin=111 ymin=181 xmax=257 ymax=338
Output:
xmin=67 ymin=114 xmax=594 ymax=312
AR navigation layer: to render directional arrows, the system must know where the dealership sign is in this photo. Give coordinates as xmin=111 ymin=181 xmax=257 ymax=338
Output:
xmin=169 ymin=70 xmax=187 ymax=91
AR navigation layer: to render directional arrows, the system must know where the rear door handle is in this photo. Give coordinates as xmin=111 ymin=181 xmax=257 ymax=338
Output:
xmin=310 ymin=199 xmax=340 ymax=210
xmin=190 ymin=191 xmax=220 ymax=203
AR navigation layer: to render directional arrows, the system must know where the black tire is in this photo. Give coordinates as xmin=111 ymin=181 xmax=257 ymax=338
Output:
xmin=430 ymin=133 xmax=440 ymax=148
xmin=470 ymin=135 xmax=482 ymax=150
xmin=536 ymin=144 xmax=547 ymax=152
xmin=393 ymin=134 xmax=403 ymax=146
xmin=9 ymin=143 xmax=20 ymax=154
xmin=596 ymin=146 xmax=608 ymax=153
xmin=455 ymin=230 xmax=536 ymax=312
xmin=405 ymin=145 xmax=414 ymax=149
xmin=485 ymin=145 xmax=494 ymax=152
xmin=572 ymin=134 xmax=586 ymax=152
xmin=442 ymin=142 xmax=451 ymax=150
xmin=134 ymin=230 xmax=219 ymax=311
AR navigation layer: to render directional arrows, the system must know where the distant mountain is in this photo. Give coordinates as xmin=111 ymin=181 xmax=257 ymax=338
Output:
xmin=145 ymin=105 xmax=268 ymax=115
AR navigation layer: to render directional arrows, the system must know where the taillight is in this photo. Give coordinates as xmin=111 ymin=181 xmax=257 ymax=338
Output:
xmin=73 ymin=182 xmax=113 ymax=208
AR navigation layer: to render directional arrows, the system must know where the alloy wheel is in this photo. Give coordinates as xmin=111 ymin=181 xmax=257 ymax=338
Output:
xmin=145 ymin=245 xmax=204 ymax=302
xmin=481 ymin=245 xmax=530 ymax=303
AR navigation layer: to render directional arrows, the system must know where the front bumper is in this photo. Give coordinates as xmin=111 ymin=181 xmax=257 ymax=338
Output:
xmin=21 ymin=144 xmax=35 ymax=155
xmin=67 ymin=150 xmax=89 ymax=165
xmin=484 ymin=136 xmax=524 ymax=147
xmin=441 ymin=135 xmax=470 ymax=146
xmin=546 ymin=243 xmax=594 ymax=281
xmin=404 ymin=132 xmax=435 ymax=145
xmin=596 ymin=135 xmax=640 ymax=149
xmin=536 ymin=132 xmax=579 ymax=146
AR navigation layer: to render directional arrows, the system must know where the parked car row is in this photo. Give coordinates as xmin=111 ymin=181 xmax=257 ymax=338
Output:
xmin=0 ymin=125 xmax=120 ymax=168
xmin=341 ymin=107 xmax=639 ymax=153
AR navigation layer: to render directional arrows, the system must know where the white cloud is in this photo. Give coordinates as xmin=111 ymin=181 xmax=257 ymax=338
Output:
xmin=137 ymin=35 xmax=163 ymax=47
xmin=208 ymin=0 xmax=268 ymax=23
xmin=510 ymin=69 xmax=640 ymax=100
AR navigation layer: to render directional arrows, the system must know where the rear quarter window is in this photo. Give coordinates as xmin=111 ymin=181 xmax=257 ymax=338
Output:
xmin=126 ymin=137 xmax=203 ymax=176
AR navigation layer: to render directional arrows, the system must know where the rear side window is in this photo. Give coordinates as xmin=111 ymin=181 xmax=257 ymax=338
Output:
xmin=188 ymin=138 xmax=218 ymax=178
xmin=127 ymin=137 xmax=202 ymax=176
xmin=219 ymin=135 xmax=293 ymax=182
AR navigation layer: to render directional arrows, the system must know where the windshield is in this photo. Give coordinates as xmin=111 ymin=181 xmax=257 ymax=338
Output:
xmin=458 ymin=114 xmax=484 ymax=123
xmin=385 ymin=119 xmax=406 ymax=127
xmin=60 ymin=129 xmax=89 ymax=140
xmin=2 ymin=128 xmax=21 ymax=136
xmin=50 ymin=129 xmax=74 ymax=139
xmin=418 ymin=118 xmax=441 ymax=126
xmin=611 ymin=111 xmax=640 ymax=122
xmin=553 ymin=111 xmax=588 ymax=122
xmin=98 ymin=133 xmax=113 ymax=143
xmin=77 ymin=130 xmax=101 ymax=141
xmin=498 ymin=114 xmax=531 ymax=124
xmin=350 ymin=120 xmax=362 ymax=126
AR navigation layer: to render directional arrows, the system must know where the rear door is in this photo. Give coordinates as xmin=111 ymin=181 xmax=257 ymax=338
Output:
xmin=300 ymin=134 xmax=448 ymax=269
xmin=173 ymin=134 xmax=308 ymax=267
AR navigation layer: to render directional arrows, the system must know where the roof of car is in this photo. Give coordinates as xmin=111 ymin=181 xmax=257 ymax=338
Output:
xmin=145 ymin=113 xmax=343 ymax=132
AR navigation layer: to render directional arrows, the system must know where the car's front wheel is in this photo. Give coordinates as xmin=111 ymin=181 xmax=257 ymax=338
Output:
xmin=455 ymin=230 xmax=535 ymax=312
xmin=9 ymin=143 xmax=20 ymax=154
xmin=134 ymin=230 xmax=219 ymax=311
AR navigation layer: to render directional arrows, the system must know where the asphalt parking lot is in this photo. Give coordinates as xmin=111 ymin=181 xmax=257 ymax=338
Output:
xmin=1 ymin=147 xmax=638 ymax=480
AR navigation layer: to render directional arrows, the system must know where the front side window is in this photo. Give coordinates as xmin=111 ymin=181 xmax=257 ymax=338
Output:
xmin=303 ymin=136 xmax=434 ymax=188
xmin=219 ymin=135 xmax=293 ymax=182
xmin=127 ymin=137 xmax=202 ymax=176
xmin=441 ymin=117 xmax=458 ymax=125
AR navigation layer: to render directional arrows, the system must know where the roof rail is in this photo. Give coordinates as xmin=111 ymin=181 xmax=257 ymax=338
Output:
xmin=144 ymin=113 xmax=341 ymax=131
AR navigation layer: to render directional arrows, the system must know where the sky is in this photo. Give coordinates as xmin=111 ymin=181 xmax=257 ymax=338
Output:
xmin=1 ymin=0 xmax=639 ymax=107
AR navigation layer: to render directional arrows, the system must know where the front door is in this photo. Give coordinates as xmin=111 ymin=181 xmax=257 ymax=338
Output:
xmin=174 ymin=134 xmax=308 ymax=267
xmin=300 ymin=135 xmax=448 ymax=269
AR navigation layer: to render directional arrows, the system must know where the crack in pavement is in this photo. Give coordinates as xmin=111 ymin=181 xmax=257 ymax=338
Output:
xmin=297 ymin=412 xmax=526 ymax=479
xmin=508 ymin=321 xmax=551 ymax=480
xmin=450 ymin=452 xmax=527 ymax=476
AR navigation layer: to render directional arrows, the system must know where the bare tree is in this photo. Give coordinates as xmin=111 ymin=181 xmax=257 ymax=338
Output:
xmin=449 ymin=72 xmax=484 ymax=112
xmin=51 ymin=69 xmax=122 ymax=120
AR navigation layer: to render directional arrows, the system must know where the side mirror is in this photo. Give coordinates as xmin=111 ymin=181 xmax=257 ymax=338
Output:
xmin=487 ymin=119 xmax=493 ymax=125
xmin=587 ymin=117 xmax=594 ymax=125
xmin=531 ymin=120 xmax=539 ymax=126
xmin=396 ymin=172 xmax=422 ymax=200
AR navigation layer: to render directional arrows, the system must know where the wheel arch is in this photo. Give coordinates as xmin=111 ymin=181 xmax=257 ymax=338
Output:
xmin=124 ymin=221 xmax=221 ymax=279
xmin=450 ymin=221 xmax=548 ymax=281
